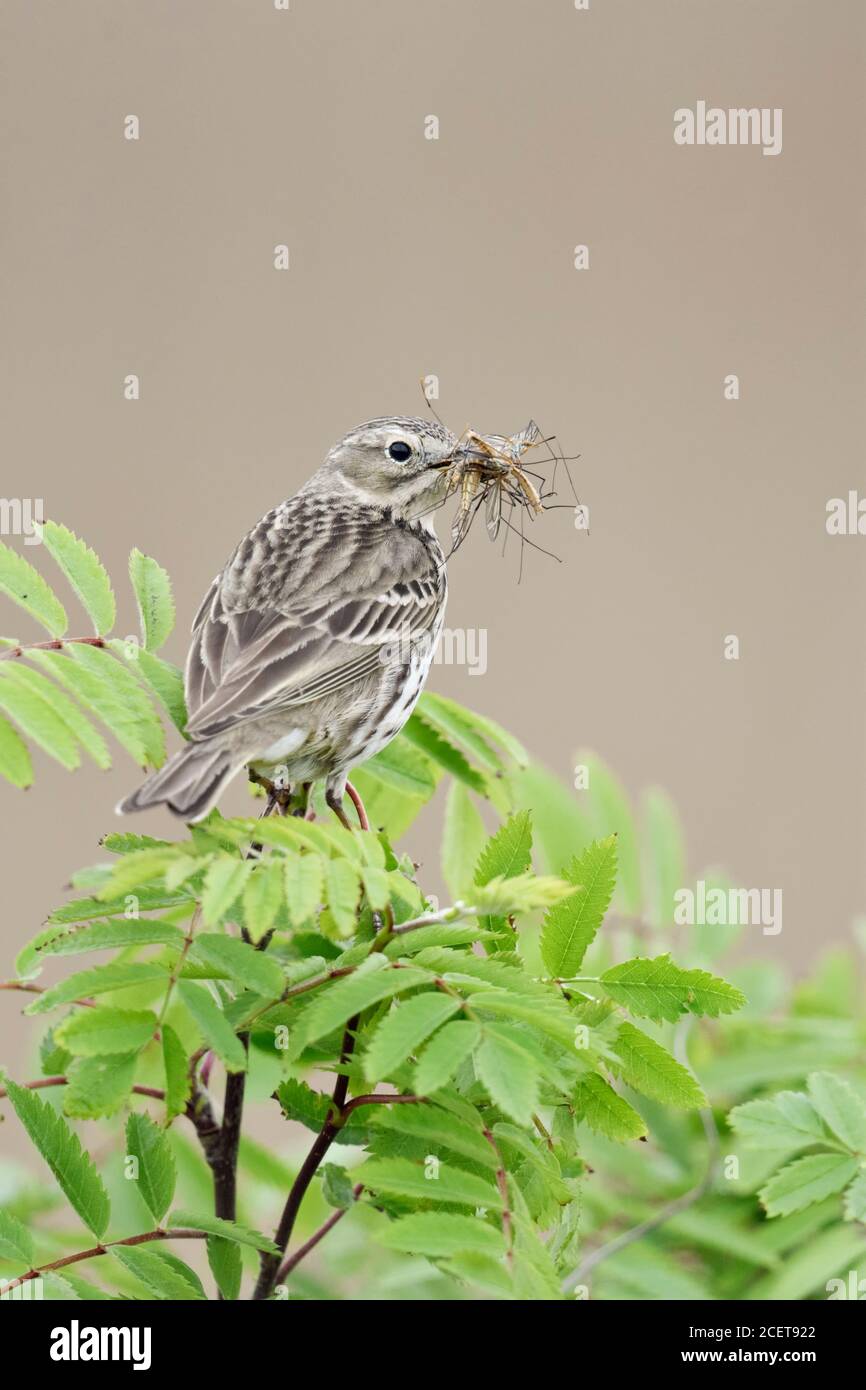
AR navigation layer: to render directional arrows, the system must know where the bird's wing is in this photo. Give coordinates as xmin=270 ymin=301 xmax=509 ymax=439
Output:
xmin=184 ymin=494 xmax=445 ymax=740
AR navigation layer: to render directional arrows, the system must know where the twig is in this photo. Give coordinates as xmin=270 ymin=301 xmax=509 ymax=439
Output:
xmin=1 ymin=1227 xmax=209 ymax=1294
xmin=0 ymin=1076 xmax=165 ymax=1102
xmin=483 ymin=1128 xmax=514 ymax=1270
xmin=275 ymin=1184 xmax=364 ymax=1284
xmin=0 ymin=636 xmax=107 ymax=662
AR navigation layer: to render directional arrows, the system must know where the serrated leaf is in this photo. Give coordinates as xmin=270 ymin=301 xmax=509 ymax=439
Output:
xmin=371 ymin=1101 xmax=498 ymax=1169
xmin=573 ymin=1072 xmax=648 ymax=1142
xmin=418 ymin=692 xmax=515 ymax=773
xmin=360 ymin=864 xmax=391 ymax=912
xmin=361 ymin=737 xmax=438 ymax=798
xmin=321 ymin=1162 xmax=356 ymax=1211
xmin=359 ymin=1156 xmax=502 ymax=1209
xmin=4 ymin=1078 xmax=110 ymax=1236
xmin=118 ymin=644 xmax=187 ymax=734
xmin=129 ymin=549 xmax=175 ymax=652
xmin=242 ymin=861 xmax=284 ymax=944
xmin=441 ymin=781 xmax=488 ymax=898
xmin=65 ymin=641 xmax=165 ymax=766
xmin=27 ymin=960 xmax=169 ymax=1015
xmin=0 ymin=541 xmax=67 ymax=635
xmin=599 ymin=954 xmax=746 ymax=1023
xmin=64 ymin=1053 xmax=138 ymax=1119
xmin=32 ymin=917 xmax=185 ymax=963
xmin=0 ymin=713 xmax=33 ymax=787
xmin=274 ymin=1076 xmax=369 ymax=1147
xmin=289 ymin=958 xmax=432 ymax=1057
xmin=283 ymin=852 xmax=324 ymax=927
xmin=476 ymin=1027 xmax=540 ymax=1125
xmin=472 ymin=872 xmax=572 ymax=917
xmin=842 ymin=1172 xmax=866 ymax=1224
xmin=729 ymin=1091 xmax=829 ymax=1152
xmin=322 ymin=857 xmax=361 ymax=935
xmin=402 ymin=712 xmax=488 ymax=794
xmin=610 ymin=1021 xmax=706 ymax=1109
xmin=176 ymin=981 xmax=246 ymax=1072
xmin=207 ymin=1235 xmax=242 ymax=1300
xmin=27 ymin=647 xmax=157 ymax=767
xmin=169 ymin=1209 xmax=279 ymax=1253
xmin=363 ymin=993 xmax=460 ymax=1083
xmin=0 ymin=1208 xmax=34 ymax=1267
xmin=126 ymin=1112 xmax=176 ymax=1222
xmin=202 ymin=856 xmax=252 ymax=927
xmin=189 ymin=934 xmax=285 ymax=998
xmin=807 ymin=1072 xmax=866 ymax=1153
xmin=0 ymin=668 xmax=81 ymax=769
xmin=377 ymin=1211 xmax=505 ymax=1259
xmin=161 ymin=1023 xmax=191 ymax=1122
xmin=540 ymin=835 xmax=618 ymax=976
xmin=39 ymin=522 xmax=116 ymax=634
xmin=474 ymin=811 xmax=532 ymax=886
xmin=56 ymin=1006 xmax=157 ymax=1056
xmin=110 ymin=1243 xmax=205 ymax=1300
xmin=759 ymin=1153 xmax=859 ymax=1217
xmin=414 ymin=1019 xmax=481 ymax=1095
xmin=3 ymin=661 xmax=111 ymax=768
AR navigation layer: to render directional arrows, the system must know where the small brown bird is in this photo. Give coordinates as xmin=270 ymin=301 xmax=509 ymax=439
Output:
xmin=118 ymin=417 xmax=459 ymax=827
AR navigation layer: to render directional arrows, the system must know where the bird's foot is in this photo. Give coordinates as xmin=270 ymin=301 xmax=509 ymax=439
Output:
xmin=326 ymin=781 xmax=370 ymax=832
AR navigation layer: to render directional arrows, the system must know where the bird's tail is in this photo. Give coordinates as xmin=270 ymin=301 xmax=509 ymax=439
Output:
xmin=116 ymin=740 xmax=239 ymax=821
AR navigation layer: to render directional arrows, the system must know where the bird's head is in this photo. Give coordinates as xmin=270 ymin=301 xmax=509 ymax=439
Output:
xmin=315 ymin=416 xmax=460 ymax=520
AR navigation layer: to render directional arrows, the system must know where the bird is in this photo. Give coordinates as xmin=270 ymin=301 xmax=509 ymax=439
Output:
xmin=117 ymin=416 xmax=459 ymax=829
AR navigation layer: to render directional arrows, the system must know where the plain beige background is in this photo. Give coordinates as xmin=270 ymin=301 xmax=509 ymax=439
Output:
xmin=1 ymin=0 xmax=864 ymax=1000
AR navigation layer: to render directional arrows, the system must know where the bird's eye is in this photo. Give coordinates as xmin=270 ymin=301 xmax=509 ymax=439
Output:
xmin=388 ymin=441 xmax=413 ymax=462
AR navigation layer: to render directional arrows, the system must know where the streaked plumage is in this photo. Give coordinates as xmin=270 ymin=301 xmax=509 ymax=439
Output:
xmin=118 ymin=417 xmax=455 ymax=822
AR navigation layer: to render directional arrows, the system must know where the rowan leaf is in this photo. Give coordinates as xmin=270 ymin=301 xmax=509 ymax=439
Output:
xmin=283 ymin=852 xmax=324 ymax=926
xmin=129 ymin=548 xmax=175 ymax=652
xmin=414 ymin=1020 xmax=481 ymax=1095
xmin=476 ymin=1026 xmax=541 ymax=1125
xmin=55 ymin=1007 xmax=158 ymax=1056
xmin=759 ymin=1154 xmax=859 ymax=1218
xmin=573 ymin=1072 xmax=648 ymax=1142
xmin=807 ymin=1072 xmax=866 ymax=1153
xmin=177 ymin=981 xmax=246 ymax=1073
xmin=377 ymin=1212 xmax=505 ymax=1259
xmin=126 ymin=1112 xmax=176 ymax=1222
xmin=0 ymin=541 xmax=67 ymax=635
xmin=4 ymin=1078 xmax=110 ymax=1236
xmin=39 ymin=522 xmax=116 ymax=634
xmin=168 ymin=1210 xmax=279 ymax=1253
xmin=610 ymin=1021 xmax=707 ymax=1109
xmin=599 ymin=954 xmax=746 ymax=1023
xmin=540 ymin=835 xmax=618 ymax=976
xmin=358 ymin=1157 xmax=502 ymax=1209
xmin=363 ymin=993 xmax=461 ymax=1082
xmin=189 ymin=934 xmax=285 ymax=998
xmin=0 ymin=714 xmax=33 ymax=787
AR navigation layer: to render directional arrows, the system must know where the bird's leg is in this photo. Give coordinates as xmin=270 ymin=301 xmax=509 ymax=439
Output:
xmin=325 ymin=787 xmax=355 ymax=832
xmin=290 ymin=782 xmax=312 ymax=818
xmin=345 ymin=781 xmax=370 ymax=831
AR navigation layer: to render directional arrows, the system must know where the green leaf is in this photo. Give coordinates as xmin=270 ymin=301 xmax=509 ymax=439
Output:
xmin=39 ymin=522 xmax=116 ymax=634
xmin=843 ymin=1172 xmax=866 ymax=1224
xmin=610 ymin=1021 xmax=706 ymax=1109
xmin=27 ymin=961 xmax=169 ymax=1015
xmin=361 ymin=737 xmax=438 ymax=798
xmin=241 ymin=861 xmax=284 ymax=944
xmin=64 ymin=1053 xmax=138 ymax=1119
xmin=0 ymin=541 xmax=67 ymax=635
xmin=418 ymin=691 xmax=522 ymax=771
xmin=807 ymin=1072 xmax=866 ymax=1152
xmin=573 ymin=1072 xmax=648 ymax=1142
xmin=169 ymin=1209 xmax=279 ymax=1253
xmin=110 ymin=1243 xmax=205 ymax=1300
xmin=540 ymin=835 xmax=618 ymax=976
xmin=119 ymin=644 xmax=187 ymax=734
xmin=202 ymin=856 xmax=252 ymax=927
xmin=729 ymin=1090 xmax=830 ymax=1152
xmin=402 ymin=712 xmax=488 ymax=794
xmin=577 ymin=752 xmax=641 ymax=914
xmin=476 ymin=1026 xmax=540 ymax=1125
xmin=4 ymin=1078 xmax=110 ymax=1236
xmin=288 ymin=959 xmax=432 ymax=1057
xmin=371 ymin=1101 xmax=498 ymax=1170
xmin=359 ymin=1157 xmax=502 ymax=1209
xmin=0 ymin=1208 xmax=34 ymax=1267
xmin=472 ymin=872 xmax=572 ymax=917
xmin=207 ymin=1235 xmax=242 ymax=1300
xmin=126 ymin=1112 xmax=176 ymax=1222
xmin=441 ymin=782 xmax=487 ymax=898
xmin=377 ymin=1212 xmax=505 ymax=1259
xmin=599 ymin=954 xmax=746 ymax=1023
xmin=283 ymin=852 xmax=323 ymax=926
xmin=129 ymin=548 xmax=175 ymax=652
xmin=0 ymin=667 xmax=81 ymax=769
xmin=27 ymin=648 xmax=158 ymax=768
xmin=360 ymin=864 xmax=391 ymax=912
xmin=31 ymin=917 xmax=185 ymax=962
xmin=65 ymin=642 xmax=165 ymax=766
xmin=322 ymin=857 xmax=361 ymax=935
xmin=414 ymin=1020 xmax=481 ymax=1095
xmin=474 ymin=811 xmax=532 ymax=886
xmin=0 ymin=713 xmax=33 ymax=787
xmin=189 ymin=934 xmax=285 ymax=998
xmin=321 ymin=1162 xmax=356 ymax=1211
xmin=760 ymin=1153 xmax=859 ymax=1217
xmin=274 ymin=1076 xmax=370 ymax=1147
xmin=3 ymin=661 xmax=111 ymax=769
xmin=162 ymin=1023 xmax=191 ymax=1122
xmin=55 ymin=1007 xmax=157 ymax=1056
xmin=177 ymin=980 xmax=247 ymax=1072
xmin=364 ymin=993 xmax=461 ymax=1082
